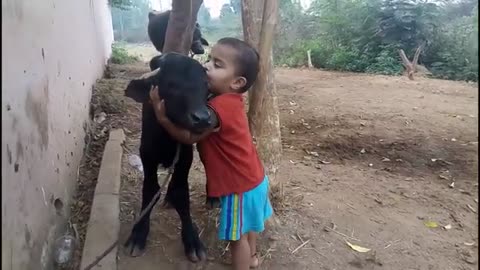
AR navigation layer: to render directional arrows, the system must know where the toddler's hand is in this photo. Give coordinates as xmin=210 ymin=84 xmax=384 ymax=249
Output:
xmin=149 ymin=85 xmax=168 ymax=123
xmin=149 ymin=85 xmax=161 ymax=104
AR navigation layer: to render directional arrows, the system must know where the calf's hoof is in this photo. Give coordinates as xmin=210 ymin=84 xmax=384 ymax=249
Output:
xmin=124 ymin=227 xmax=148 ymax=257
xmin=182 ymin=227 xmax=207 ymax=262
xmin=161 ymin=199 xmax=174 ymax=209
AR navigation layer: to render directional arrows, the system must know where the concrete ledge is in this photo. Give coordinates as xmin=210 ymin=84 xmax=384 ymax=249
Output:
xmin=80 ymin=129 xmax=125 ymax=270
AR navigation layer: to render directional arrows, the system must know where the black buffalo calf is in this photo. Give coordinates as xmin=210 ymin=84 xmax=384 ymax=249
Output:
xmin=148 ymin=10 xmax=209 ymax=55
xmin=124 ymin=53 xmax=211 ymax=262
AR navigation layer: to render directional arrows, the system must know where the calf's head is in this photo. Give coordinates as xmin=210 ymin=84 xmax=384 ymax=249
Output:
xmin=148 ymin=10 xmax=209 ymax=55
xmin=125 ymin=53 xmax=212 ymax=133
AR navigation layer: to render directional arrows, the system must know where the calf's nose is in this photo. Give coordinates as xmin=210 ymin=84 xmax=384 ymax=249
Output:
xmin=190 ymin=109 xmax=211 ymax=128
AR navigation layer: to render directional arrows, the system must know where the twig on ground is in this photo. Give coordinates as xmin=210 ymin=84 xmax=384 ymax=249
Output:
xmin=466 ymin=204 xmax=477 ymax=213
xmin=296 ymin=232 xmax=304 ymax=243
xmin=260 ymin=247 xmax=275 ymax=260
xmin=222 ymin=242 xmax=231 ymax=256
xmin=384 ymin=239 xmax=402 ymax=249
xmin=304 ymin=247 xmax=328 ymax=258
xmin=324 ymin=225 xmax=361 ymax=242
xmin=292 ymin=239 xmax=310 ymax=254
xmin=345 ymin=203 xmax=356 ymax=210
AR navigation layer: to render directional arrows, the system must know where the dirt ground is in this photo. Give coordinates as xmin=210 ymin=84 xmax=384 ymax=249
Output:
xmin=73 ymin=44 xmax=478 ymax=270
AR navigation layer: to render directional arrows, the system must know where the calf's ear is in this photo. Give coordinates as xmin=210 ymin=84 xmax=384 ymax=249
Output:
xmin=124 ymin=68 xmax=160 ymax=103
xmin=148 ymin=10 xmax=163 ymax=20
xmin=149 ymin=56 xmax=166 ymax=71
xmin=124 ymin=79 xmax=151 ymax=103
xmin=148 ymin=11 xmax=155 ymax=20
xmin=200 ymin=37 xmax=209 ymax=46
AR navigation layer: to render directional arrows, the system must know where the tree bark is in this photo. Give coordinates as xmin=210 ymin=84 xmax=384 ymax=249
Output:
xmin=163 ymin=0 xmax=203 ymax=55
xmin=241 ymin=0 xmax=282 ymax=184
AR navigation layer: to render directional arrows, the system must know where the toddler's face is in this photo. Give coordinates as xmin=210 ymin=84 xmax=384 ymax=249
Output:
xmin=203 ymin=44 xmax=241 ymax=95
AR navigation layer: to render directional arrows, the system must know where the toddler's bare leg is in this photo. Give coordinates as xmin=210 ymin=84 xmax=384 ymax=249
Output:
xmin=231 ymin=234 xmax=251 ymax=270
xmin=248 ymin=232 xmax=259 ymax=268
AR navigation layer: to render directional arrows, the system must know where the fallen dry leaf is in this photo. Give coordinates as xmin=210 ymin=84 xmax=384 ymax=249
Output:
xmin=346 ymin=241 xmax=371 ymax=253
xmin=424 ymin=221 xmax=439 ymax=228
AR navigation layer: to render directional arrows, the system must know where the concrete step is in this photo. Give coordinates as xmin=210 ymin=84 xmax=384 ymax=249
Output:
xmin=80 ymin=129 xmax=125 ymax=270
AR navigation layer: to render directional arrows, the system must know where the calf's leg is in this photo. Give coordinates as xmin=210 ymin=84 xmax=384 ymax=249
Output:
xmin=124 ymin=154 xmax=160 ymax=257
xmin=166 ymin=146 xmax=207 ymax=262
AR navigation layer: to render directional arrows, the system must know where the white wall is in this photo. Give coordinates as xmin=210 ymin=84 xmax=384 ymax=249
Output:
xmin=1 ymin=0 xmax=113 ymax=269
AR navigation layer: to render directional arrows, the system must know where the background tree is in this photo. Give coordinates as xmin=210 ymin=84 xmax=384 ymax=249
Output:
xmin=242 ymin=0 xmax=283 ymax=184
xmin=230 ymin=0 xmax=242 ymax=14
xmin=197 ymin=4 xmax=211 ymax=26
xmin=110 ymin=0 xmax=134 ymax=10
xmin=111 ymin=0 xmax=151 ymax=42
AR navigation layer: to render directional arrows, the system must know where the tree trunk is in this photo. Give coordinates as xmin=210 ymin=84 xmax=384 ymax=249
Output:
xmin=399 ymin=43 xmax=425 ymax=81
xmin=119 ymin=15 xmax=124 ymax=40
xmin=307 ymin=50 xmax=313 ymax=68
xmin=241 ymin=0 xmax=282 ymax=184
xmin=163 ymin=0 xmax=203 ymax=55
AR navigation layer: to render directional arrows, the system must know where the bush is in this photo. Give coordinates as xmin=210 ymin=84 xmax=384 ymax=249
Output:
xmin=309 ymin=43 xmax=334 ymax=69
xmin=276 ymin=35 xmax=477 ymax=78
xmin=426 ymin=35 xmax=478 ymax=82
xmin=275 ymin=41 xmax=313 ymax=67
xmin=323 ymin=47 xmax=371 ymax=72
xmin=281 ymin=42 xmax=371 ymax=72
xmin=273 ymin=40 xmax=335 ymax=68
xmin=365 ymin=46 xmax=404 ymax=75
xmin=110 ymin=43 xmax=139 ymax=64
xmin=429 ymin=59 xmax=478 ymax=82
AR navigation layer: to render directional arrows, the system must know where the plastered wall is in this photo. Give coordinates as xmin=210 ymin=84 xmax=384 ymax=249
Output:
xmin=1 ymin=0 xmax=113 ymax=268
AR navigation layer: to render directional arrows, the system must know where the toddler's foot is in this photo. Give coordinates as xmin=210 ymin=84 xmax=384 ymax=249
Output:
xmin=250 ymin=253 xmax=259 ymax=268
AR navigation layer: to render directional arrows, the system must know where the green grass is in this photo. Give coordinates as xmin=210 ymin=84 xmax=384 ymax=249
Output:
xmin=110 ymin=43 xmax=140 ymax=64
